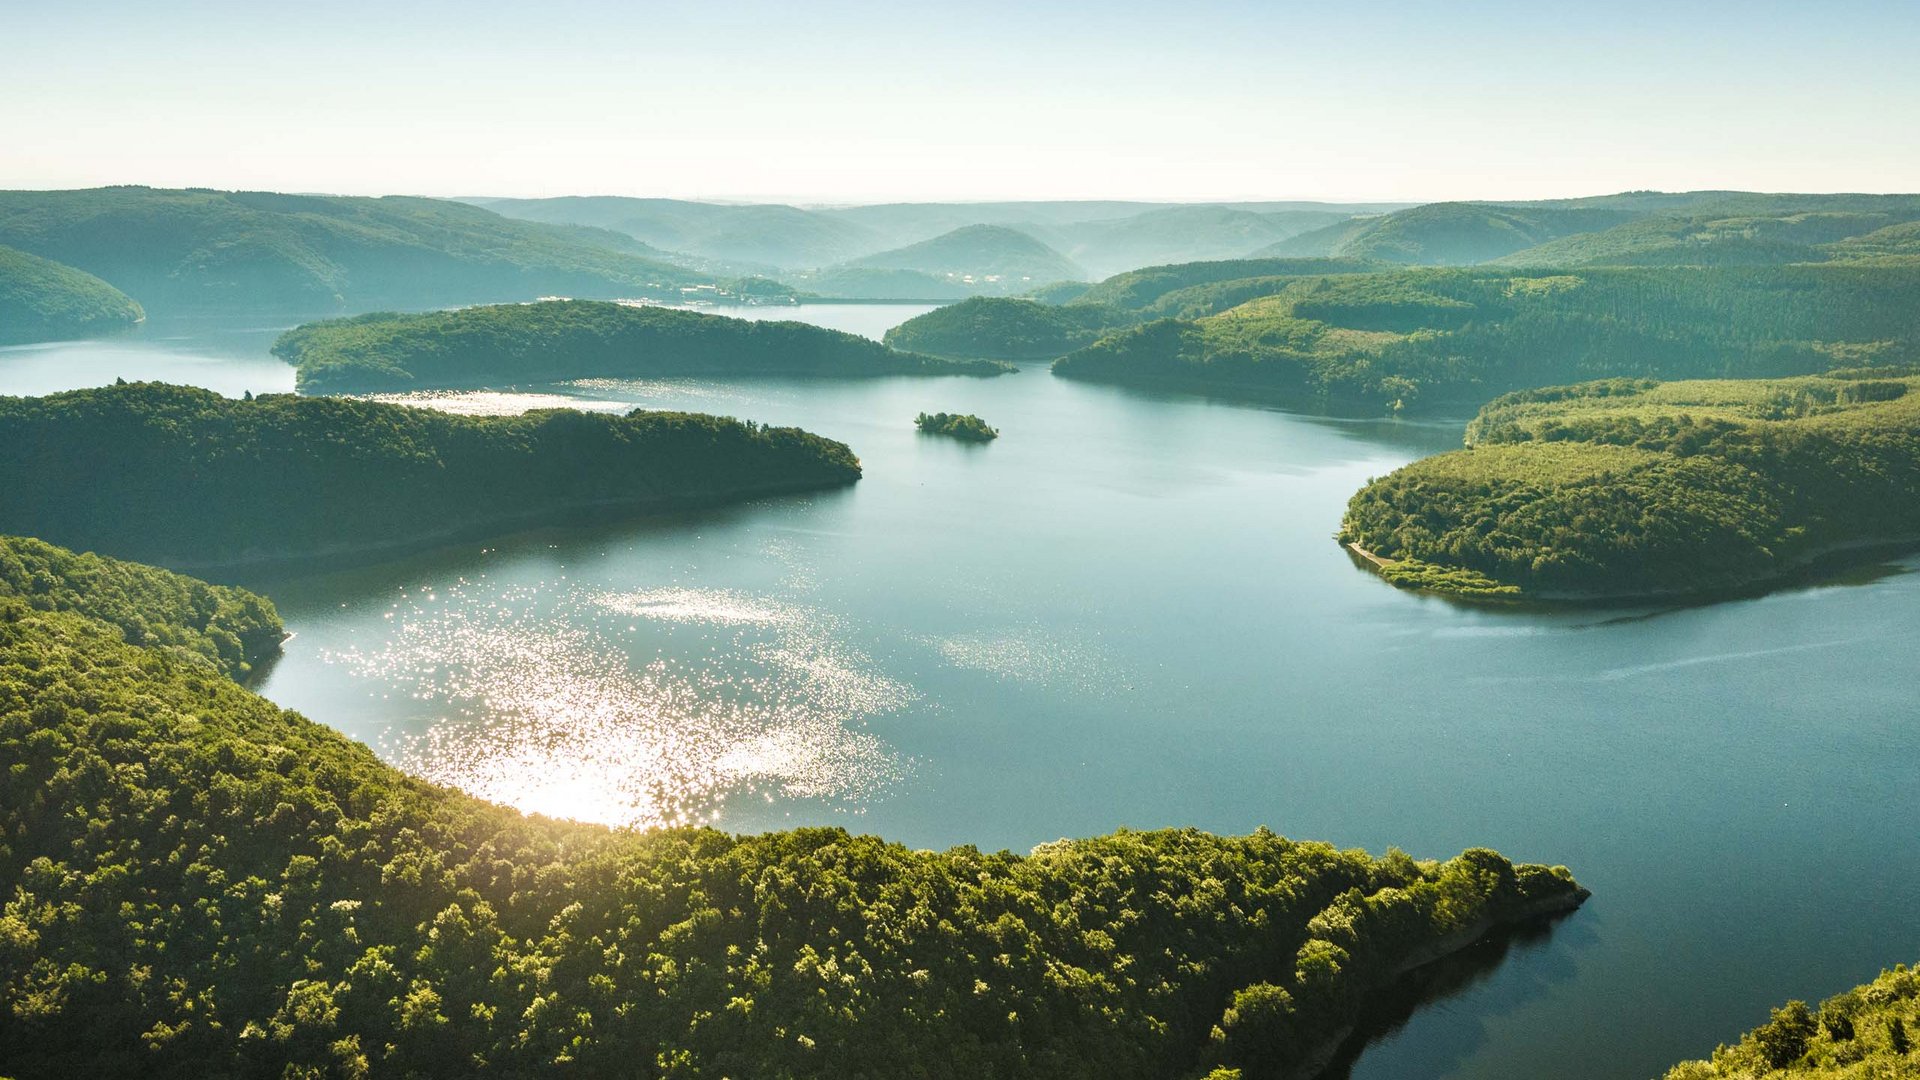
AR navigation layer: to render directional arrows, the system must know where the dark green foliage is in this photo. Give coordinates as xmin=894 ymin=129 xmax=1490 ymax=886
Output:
xmin=1340 ymin=374 xmax=1920 ymax=599
xmin=1663 ymin=964 xmax=1920 ymax=1078
xmin=1054 ymin=264 xmax=1920 ymax=411
xmin=1024 ymin=280 xmax=1095 ymax=304
xmin=0 ymin=535 xmax=280 ymax=678
xmin=885 ymin=297 xmax=1125 ymax=360
xmin=1754 ymin=1002 xmax=1820 ymax=1070
xmin=915 ymin=412 xmax=998 ymax=442
xmin=0 ymin=562 xmax=1585 ymax=1077
xmin=0 ymin=187 xmax=718 ymax=315
xmin=0 ymin=243 xmax=144 ymax=345
xmin=276 ymin=300 xmax=1007 ymax=393
xmin=0 ymin=382 xmax=863 ymax=568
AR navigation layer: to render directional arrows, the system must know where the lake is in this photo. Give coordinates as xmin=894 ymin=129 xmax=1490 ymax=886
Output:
xmin=7 ymin=306 xmax=1918 ymax=1080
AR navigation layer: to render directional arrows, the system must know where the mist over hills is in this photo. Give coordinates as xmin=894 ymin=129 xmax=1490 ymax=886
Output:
xmin=465 ymin=194 xmax=1409 ymax=287
xmin=0 ymin=187 xmax=718 ymax=318
xmin=6 ymin=185 xmax=1920 ymax=350
xmin=1258 ymin=191 xmax=1920 ymax=266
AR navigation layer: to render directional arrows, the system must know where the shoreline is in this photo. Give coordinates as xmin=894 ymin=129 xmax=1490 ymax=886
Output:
xmin=1341 ymin=533 xmax=1920 ymax=607
xmin=1286 ymin=888 xmax=1590 ymax=1080
xmin=126 ymin=474 xmax=857 ymax=579
xmin=295 ymin=360 xmax=1014 ymax=396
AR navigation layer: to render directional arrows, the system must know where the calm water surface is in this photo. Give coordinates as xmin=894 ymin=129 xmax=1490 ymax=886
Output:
xmin=6 ymin=308 xmax=1918 ymax=1080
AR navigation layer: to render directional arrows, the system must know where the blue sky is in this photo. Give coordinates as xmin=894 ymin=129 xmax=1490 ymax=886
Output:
xmin=4 ymin=0 xmax=1916 ymax=202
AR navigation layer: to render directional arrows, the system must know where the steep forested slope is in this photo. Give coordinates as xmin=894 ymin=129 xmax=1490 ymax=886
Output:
xmin=0 ymin=242 xmax=144 ymax=344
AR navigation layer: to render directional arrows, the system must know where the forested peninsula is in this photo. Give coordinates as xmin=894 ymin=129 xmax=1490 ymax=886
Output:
xmin=1340 ymin=373 xmax=1920 ymax=600
xmin=0 ymin=382 xmax=861 ymax=569
xmin=275 ymin=300 xmax=1010 ymax=393
xmin=1052 ymin=265 xmax=1920 ymax=412
xmin=0 ymin=537 xmax=1588 ymax=1079
xmin=1661 ymin=962 xmax=1920 ymax=1079
xmin=0 ymin=242 xmax=144 ymax=344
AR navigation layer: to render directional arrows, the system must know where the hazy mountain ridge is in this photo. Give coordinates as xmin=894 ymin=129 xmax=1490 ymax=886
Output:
xmin=1260 ymin=192 xmax=1920 ymax=267
xmin=467 ymin=195 xmax=1409 ymax=282
xmin=0 ymin=187 xmax=719 ymax=318
xmin=835 ymin=224 xmax=1086 ymax=293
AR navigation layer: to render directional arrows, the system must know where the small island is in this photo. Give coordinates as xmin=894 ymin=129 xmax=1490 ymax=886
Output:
xmin=916 ymin=411 xmax=998 ymax=442
xmin=1340 ymin=372 xmax=1920 ymax=601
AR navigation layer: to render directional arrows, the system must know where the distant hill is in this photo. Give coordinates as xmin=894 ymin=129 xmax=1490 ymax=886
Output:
xmin=275 ymin=300 xmax=1009 ymax=393
xmin=1286 ymin=203 xmax=1644 ymax=265
xmin=1052 ymin=263 xmax=1920 ymax=411
xmin=1261 ymin=192 xmax=1920 ymax=267
xmin=0 ymin=187 xmax=720 ymax=316
xmin=839 ymin=225 xmax=1085 ymax=293
xmin=1038 ymin=206 xmax=1353 ymax=278
xmin=0 ymin=243 xmax=144 ymax=344
xmin=472 ymin=196 xmax=1401 ymax=277
xmin=1070 ymin=256 xmax=1380 ymax=314
xmin=1824 ymin=219 xmax=1920 ymax=262
xmin=469 ymin=196 xmax=885 ymax=270
xmin=1255 ymin=216 xmax=1385 ymax=258
xmin=882 ymin=257 xmax=1383 ymax=363
xmin=1499 ymin=210 xmax=1920 ymax=268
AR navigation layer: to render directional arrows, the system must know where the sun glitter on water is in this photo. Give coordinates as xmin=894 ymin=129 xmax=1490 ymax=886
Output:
xmin=322 ymin=580 xmax=911 ymax=828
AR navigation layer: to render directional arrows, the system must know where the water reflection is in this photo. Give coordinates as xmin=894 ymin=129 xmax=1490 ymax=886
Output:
xmin=317 ymin=577 xmax=909 ymax=827
xmin=1323 ymin=911 xmax=1590 ymax=1080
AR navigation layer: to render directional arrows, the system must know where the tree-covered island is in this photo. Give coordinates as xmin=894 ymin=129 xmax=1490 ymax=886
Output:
xmin=274 ymin=300 xmax=1011 ymax=394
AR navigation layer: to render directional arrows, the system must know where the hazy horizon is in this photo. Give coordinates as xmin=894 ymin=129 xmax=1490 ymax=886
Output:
xmin=7 ymin=0 xmax=1917 ymax=204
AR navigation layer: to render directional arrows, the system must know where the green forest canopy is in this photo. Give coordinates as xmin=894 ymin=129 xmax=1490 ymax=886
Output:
xmin=0 ymin=382 xmax=862 ymax=569
xmin=1662 ymin=963 xmax=1920 ymax=1079
xmin=0 ymin=242 xmax=144 ymax=345
xmin=0 ymin=536 xmax=1588 ymax=1079
xmin=1050 ymin=264 xmax=1920 ymax=411
xmin=275 ymin=300 xmax=1010 ymax=393
xmin=915 ymin=411 xmax=998 ymax=442
xmin=1339 ymin=373 xmax=1920 ymax=599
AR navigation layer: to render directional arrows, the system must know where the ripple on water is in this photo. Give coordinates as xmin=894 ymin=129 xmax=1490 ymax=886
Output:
xmin=321 ymin=581 xmax=910 ymax=828
xmin=927 ymin=626 xmax=1129 ymax=698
